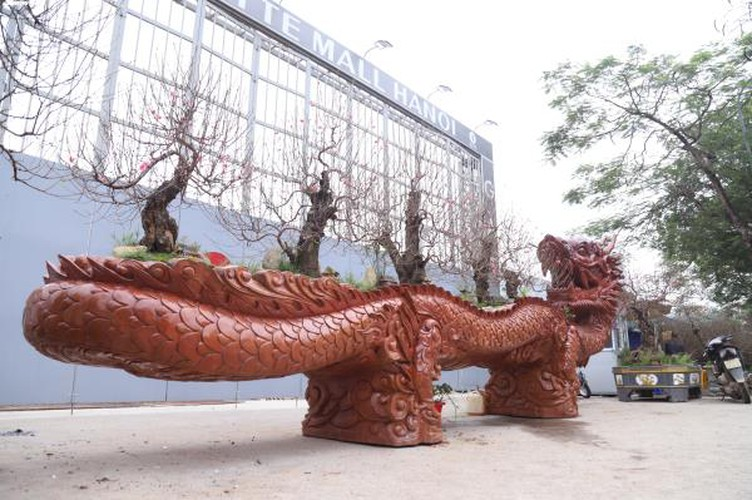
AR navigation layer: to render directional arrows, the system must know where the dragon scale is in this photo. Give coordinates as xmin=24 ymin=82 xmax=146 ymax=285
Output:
xmin=23 ymin=235 xmax=623 ymax=446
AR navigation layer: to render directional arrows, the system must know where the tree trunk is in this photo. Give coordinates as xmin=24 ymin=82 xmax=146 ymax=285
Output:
xmin=379 ymin=178 xmax=428 ymax=285
xmin=691 ymin=150 xmax=752 ymax=258
xmin=139 ymin=179 xmax=181 ymax=253
xmin=291 ymin=170 xmax=336 ymax=277
xmin=503 ymin=269 xmax=521 ymax=299
xmin=471 ymin=226 xmax=497 ymax=303
xmin=396 ymin=254 xmax=427 ymax=284
xmin=473 ymin=268 xmax=490 ymax=304
xmin=629 ymin=306 xmax=655 ymax=344
xmin=293 ymin=235 xmax=323 ymax=277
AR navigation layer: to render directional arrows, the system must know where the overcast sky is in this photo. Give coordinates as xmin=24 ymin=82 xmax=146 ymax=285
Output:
xmin=279 ymin=0 xmax=733 ymax=268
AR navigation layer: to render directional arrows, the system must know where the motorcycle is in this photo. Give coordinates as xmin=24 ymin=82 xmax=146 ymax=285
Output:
xmin=701 ymin=335 xmax=751 ymax=404
xmin=577 ymin=368 xmax=591 ymax=398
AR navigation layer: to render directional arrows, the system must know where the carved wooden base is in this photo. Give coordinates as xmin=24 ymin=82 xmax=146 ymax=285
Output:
xmin=23 ymin=234 xmax=625 ymax=446
xmin=302 ymin=365 xmax=442 ymax=447
xmin=483 ymin=365 xmax=578 ymax=418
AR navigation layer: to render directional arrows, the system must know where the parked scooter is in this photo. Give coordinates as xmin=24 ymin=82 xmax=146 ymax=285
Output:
xmin=701 ymin=335 xmax=751 ymax=404
xmin=577 ymin=368 xmax=591 ymax=398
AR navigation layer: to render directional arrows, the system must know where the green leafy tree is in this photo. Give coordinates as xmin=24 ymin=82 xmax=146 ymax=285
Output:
xmin=542 ymin=36 xmax=752 ymax=307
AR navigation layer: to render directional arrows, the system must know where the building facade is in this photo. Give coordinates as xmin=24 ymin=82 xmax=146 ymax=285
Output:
xmin=0 ymin=0 xmax=494 ymax=405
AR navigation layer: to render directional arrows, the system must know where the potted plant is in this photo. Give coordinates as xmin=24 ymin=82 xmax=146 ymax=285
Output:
xmin=432 ymin=382 xmax=453 ymax=413
xmin=613 ymin=348 xmax=702 ymax=402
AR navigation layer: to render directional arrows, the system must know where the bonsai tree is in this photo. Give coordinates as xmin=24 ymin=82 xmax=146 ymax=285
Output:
xmin=58 ymin=67 xmax=248 ymax=253
xmin=216 ymin=119 xmax=379 ymax=278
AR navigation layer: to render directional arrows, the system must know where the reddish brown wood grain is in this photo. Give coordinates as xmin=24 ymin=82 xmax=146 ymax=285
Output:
xmin=23 ymin=235 xmax=622 ymax=446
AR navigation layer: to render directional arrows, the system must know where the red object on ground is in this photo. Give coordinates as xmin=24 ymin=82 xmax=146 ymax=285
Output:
xmin=204 ymin=251 xmax=230 ymax=266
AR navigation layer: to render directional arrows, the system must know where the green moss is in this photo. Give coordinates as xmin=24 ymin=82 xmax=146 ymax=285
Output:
xmin=116 ymin=248 xmax=181 ymax=262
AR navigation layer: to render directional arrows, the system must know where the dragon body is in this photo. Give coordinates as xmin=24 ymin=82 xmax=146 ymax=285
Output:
xmin=23 ymin=235 xmax=622 ymax=446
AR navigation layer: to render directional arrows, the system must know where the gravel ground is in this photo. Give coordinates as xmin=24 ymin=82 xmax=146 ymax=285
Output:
xmin=1 ymin=396 xmax=750 ymax=499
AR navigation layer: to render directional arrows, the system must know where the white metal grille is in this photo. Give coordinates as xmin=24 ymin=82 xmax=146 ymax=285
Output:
xmin=2 ymin=0 xmax=487 ymax=259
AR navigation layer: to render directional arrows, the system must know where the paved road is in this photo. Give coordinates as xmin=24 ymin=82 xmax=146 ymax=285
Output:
xmin=1 ymin=396 xmax=750 ymax=499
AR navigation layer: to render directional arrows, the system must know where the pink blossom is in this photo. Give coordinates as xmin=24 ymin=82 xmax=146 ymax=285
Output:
xmin=139 ymin=161 xmax=149 ymax=172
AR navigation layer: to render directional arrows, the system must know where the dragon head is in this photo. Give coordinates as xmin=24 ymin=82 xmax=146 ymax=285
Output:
xmin=537 ymin=234 xmax=623 ymax=312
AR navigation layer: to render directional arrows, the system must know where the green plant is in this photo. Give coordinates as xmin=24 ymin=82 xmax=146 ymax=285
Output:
xmin=339 ymin=271 xmax=376 ymax=291
xmin=178 ymin=237 xmax=202 ymax=254
xmin=562 ymin=305 xmax=575 ymax=321
xmin=114 ymin=247 xmax=175 ymax=263
xmin=432 ymin=382 xmax=453 ymax=402
xmin=113 ymin=231 xmax=142 ymax=247
xmin=617 ymin=346 xmax=632 ymax=365
xmin=618 ymin=347 xmax=697 ymax=366
xmin=459 ymin=289 xmax=476 ymax=304
xmin=277 ymin=259 xmax=299 ymax=273
xmin=478 ymin=297 xmax=510 ymax=308
xmin=236 ymin=261 xmax=261 ymax=273
xmin=661 ymin=352 xmax=695 ymax=365
xmin=359 ymin=282 xmax=376 ymax=291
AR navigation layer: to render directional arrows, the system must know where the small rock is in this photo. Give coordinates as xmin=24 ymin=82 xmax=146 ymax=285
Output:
xmin=1 ymin=428 xmax=35 ymax=437
xmin=262 ymin=248 xmax=283 ymax=270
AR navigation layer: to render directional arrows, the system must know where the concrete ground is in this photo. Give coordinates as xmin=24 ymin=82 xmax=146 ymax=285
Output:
xmin=1 ymin=396 xmax=750 ymax=499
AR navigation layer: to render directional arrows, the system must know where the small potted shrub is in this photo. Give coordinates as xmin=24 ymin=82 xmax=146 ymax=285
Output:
xmin=432 ymin=382 xmax=453 ymax=413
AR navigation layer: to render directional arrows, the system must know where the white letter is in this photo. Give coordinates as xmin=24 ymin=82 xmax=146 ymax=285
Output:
xmin=313 ymin=32 xmax=335 ymax=61
xmin=281 ymin=12 xmax=301 ymax=42
xmin=336 ymin=50 xmax=356 ymax=75
xmin=422 ymin=100 xmax=437 ymax=124
xmin=408 ymin=94 xmax=422 ymax=114
xmin=438 ymin=112 xmax=451 ymax=132
xmin=393 ymin=83 xmax=408 ymax=105
xmin=372 ymin=69 xmax=387 ymax=93
xmin=260 ymin=0 xmax=279 ymax=24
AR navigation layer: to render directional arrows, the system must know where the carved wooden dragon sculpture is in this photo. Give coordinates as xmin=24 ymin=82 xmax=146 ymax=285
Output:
xmin=23 ymin=235 xmax=622 ymax=446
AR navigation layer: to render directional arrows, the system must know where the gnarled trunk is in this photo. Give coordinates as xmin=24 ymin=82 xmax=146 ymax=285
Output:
xmin=139 ymin=155 xmax=193 ymax=253
xmin=379 ymin=179 xmax=428 ymax=285
xmin=285 ymin=170 xmax=336 ymax=277
xmin=139 ymin=179 xmax=181 ymax=253
xmin=473 ymin=268 xmax=490 ymax=304
xmin=394 ymin=253 xmax=427 ymax=284
xmin=503 ymin=269 xmax=522 ymax=300
xmin=471 ymin=226 xmax=497 ymax=303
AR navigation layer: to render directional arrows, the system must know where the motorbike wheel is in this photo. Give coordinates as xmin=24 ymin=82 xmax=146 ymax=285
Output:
xmin=741 ymin=383 xmax=751 ymax=404
xmin=579 ymin=380 xmax=592 ymax=398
